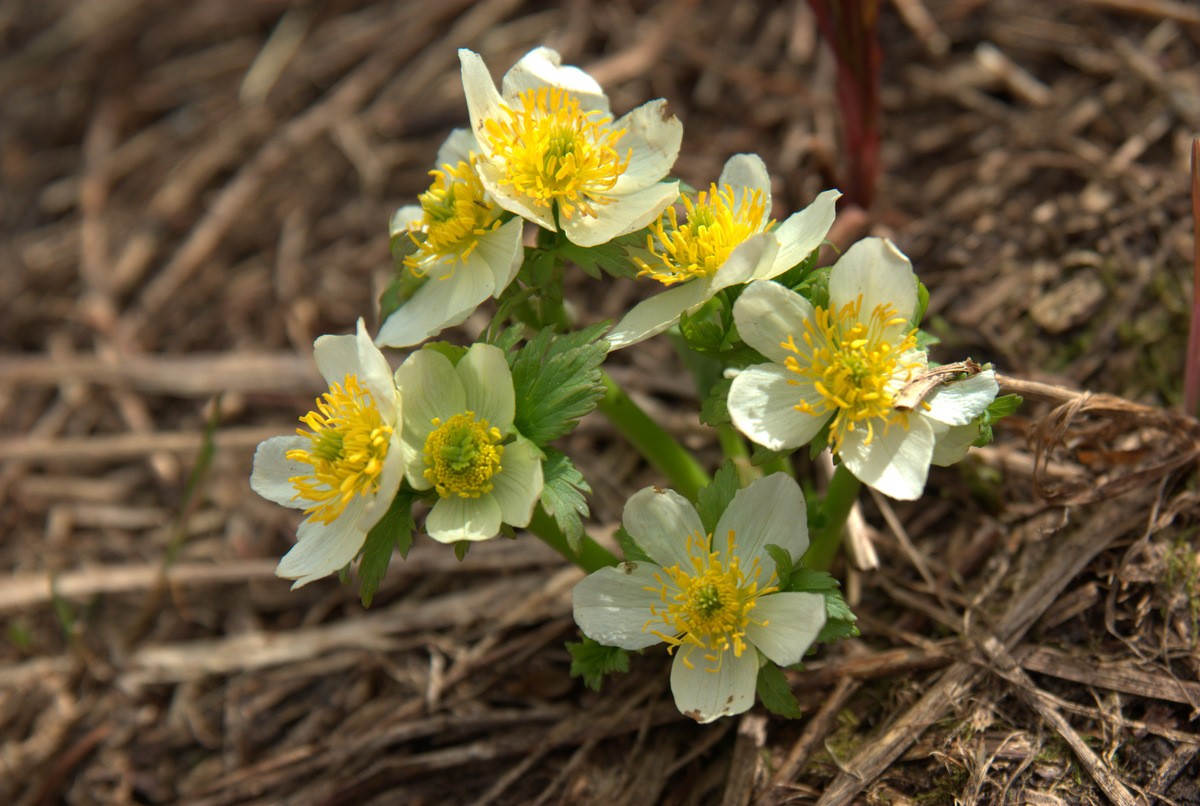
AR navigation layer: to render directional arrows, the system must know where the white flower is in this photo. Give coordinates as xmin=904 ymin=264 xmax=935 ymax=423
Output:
xmin=394 ymin=343 xmax=543 ymax=543
xmin=375 ymin=129 xmax=524 ymax=348
xmin=251 ymin=319 xmax=405 ymax=587
xmin=459 ymin=46 xmax=683 ymax=247
xmin=572 ymin=474 xmax=826 ymax=723
xmin=607 ymin=153 xmax=840 ymax=350
xmin=728 ymin=238 xmax=999 ymax=500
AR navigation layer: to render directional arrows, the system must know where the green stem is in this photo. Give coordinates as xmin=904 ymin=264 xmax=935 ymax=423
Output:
xmin=716 ymin=423 xmax=758 ymax=486
xmin=803 ymin=463 xmax=861 ymax=571
xmin=598 ymin=371 xmax=711 ymax=501
xmin=759 ymin=452 xmax=795 ymax=479
xmin=528 ymin=505 xmax=617 ymax=573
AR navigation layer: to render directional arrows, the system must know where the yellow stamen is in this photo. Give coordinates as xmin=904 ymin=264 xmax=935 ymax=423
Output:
xmin=405 ymin=159 xmax=503 ymax=277
xmin=287 ymin=375 xmax=393 ymax=524
xmin=422 ymin=411 xmax=504 ymax=498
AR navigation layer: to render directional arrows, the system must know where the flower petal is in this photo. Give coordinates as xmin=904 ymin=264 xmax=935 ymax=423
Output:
xmin=374 ymin=257 xmax=493 ymax=348
xmin=745 ymin=592 xmax=826 ymax=667
xmin=710 ymin=233 xmax=776 ymax=292
xmin=426 ymin=494 xmax=502 ymax=543
xmin=728 ymin=364 xmax=829 ymax=451
xmin=478 ymin=216 xmax=525 ymax=294
xmin=607 ymin=278 xmax=712 ymax=350
xmin=610 ymin=100 xmax=683 ymax=193
xmin=435 ymin=128 xmax=478 ymax=168
xmin=718 ymin=153 xmax=772 ymax=221
xmin=623 ymin=486 xmax=706 ymax=571
xmin=572 ymin=562 xmax=667 ymax=651
xmin=360 ymin=432 xmax=407 ymax=525
xmin=459 ymin=49 xmax=505 ymax=159
xmin=930 ymin=420 xmax=981 ymax=467
xmin=456 ymin=343 xmax=514 ymax=431
xmin=312 ymin=332 xmax=358 ymax=387
xmin=277 ymin=496 xmax=369 ymax=588
xmin=490 ymin=435 xmax=543 ymax=527
xmin=670 ymin=643 xmax=759 ymax=723
xmin=713 ymin=473 xmax=809 ymax=569
xmin=561 ymin=180 xmax=680 ymax=247
xmin=764 ymin=189 xmax=841 ymax=279
xmin=923 ymin=370 xmax=998 ymax=426
xmin=733 ymin=280 xmax=817 ymax=363
xmin=476 ymin=159 xmax=557 ymax=230
xmin=389 ymin=205 xmax=423 ymax=240
xmin=393 ymin=349 xmax=466 ymax=485
xmin=250 ymin=435 xmax=311 ymax=509
xmin=500 ymin=47 xmax=609 ymax=114
xmin=351 ymin=319 xmax=399 ymax=422
xmin=828 ymin=237 xmax=918 ymax=324
xmin=839 ymin=413 xmax=935 ymax=500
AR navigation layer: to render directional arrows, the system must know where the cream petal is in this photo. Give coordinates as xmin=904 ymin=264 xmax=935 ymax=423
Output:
xmin=607 ymin=279 xmax=712 ymax=350
xmin=456 ymin=343 xmax=514 ymax=431
xmin=250 ymin=435 xmax=311 ymax=509
xmin=477 ymin=216 xmax=525 ymax=293
xmin=561 ymin=180 xmax=680 ymax=247
xmin=764 ymin=189 xmax=840 ymax=279
xmin=930 ymin=420 xmax=981 ymax=467
xmin=459 ymin=49 xmax=506 ymax=158
xmin=728 ymin=364 xmax=829 ymax=451
xmin=713 ymin=473 xmax=809 ymax=569
xmin=426 ymin=494 xmax=502 ymax=543
xmin=733 ymin=280 xmax=817 ymax=363
xmin=393 ymin=349 xmax=466 ymax=485
xmin=360 ymin=433 xmax=407 ymax=526
xmin=670 ymin=643 xmax=759 ymax=723
xmin=745 ymin=592 xmax=826 ymax=667
xmin=609 ymin=100 xmax=683 ymax=194
xmin=277 ymin=496 xmax=369 ymax=588
xmin=351 ymin=319 xmax=398 ymax=421
xmin=923 ymin=370 xmax=998 ymax=426
xmin=828 ymin=237 xmax=918 ymax=324
xmin=476 ymin=160 xmax=557 ymax=230
xmin=710 ymin=233 xmax=776 ymax=292
xmin=490 ymin=436 xmax=543 ymax=527
xmin=435 ymin=128 xmax=478 ymax=168
xmin=500 ymin=46 xmax=609 ymax=114
xmin=389 ymin=205 xmax=423 ymax=240
xmin=572 ymin=563 xmax=667 ymax=651
xmin=374 ymin=258 xmax=492 ymax=348
xmin=717 ymin=153 xmax=772 ymax=221
xmin=623 ymin=486 xmax=706 ymax=571
xmin=312 ymin=332 xmax=358 ymax=387
xmin=839 ymin=413 xmax=935 ymax=501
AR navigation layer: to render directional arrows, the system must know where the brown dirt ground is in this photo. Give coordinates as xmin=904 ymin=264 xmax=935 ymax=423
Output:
xmin=3 ymin=1 xmax=1200 ymax=804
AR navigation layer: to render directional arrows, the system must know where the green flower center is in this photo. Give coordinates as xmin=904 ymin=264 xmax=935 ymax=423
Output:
xmin=422 ymin=411 xmax=504 ymax=498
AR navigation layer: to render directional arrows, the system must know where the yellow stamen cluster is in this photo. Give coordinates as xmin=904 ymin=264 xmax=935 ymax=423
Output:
xmin=783 ymin=296 xmax=922 ymax=453
xmin=287 ymin=375 xmax=393 ymax=524
xmin=644 ymin=530 xmax=777 ymax=673
xmin=406 ymin=159 xmax=503 ymax=276
xmin=483 ymin=87 xmax=630 ymax=221
xmin=635 ymin=184 xmax=770 ymax=286
xmin=422 ymin=411 xmax=504 ymax=498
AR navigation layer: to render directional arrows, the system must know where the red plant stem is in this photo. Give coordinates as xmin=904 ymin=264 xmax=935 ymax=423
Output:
xmin=1186 ymin=137 xmax=1200 ymax=415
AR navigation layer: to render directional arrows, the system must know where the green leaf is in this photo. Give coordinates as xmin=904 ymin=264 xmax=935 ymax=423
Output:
xmin=764 ymin=544 xmax=794 ymax=589
xmin=487 ymin=323 xmax=525 ymax=352
xmin=509 ymin=324 xmax=609 ymax=446
xmin=453 ymin=541 xmax=471 ymax=561
xmin=699 ymin=377 xmax=733 ymax=426
xmin=423 ymin=341 xmax=467 ymax=366
xmin=696 ymin=460 xmax=741 ymax=535
xmin=540 ymin=449 xmax=591 ymax=552
xmin=973 ymin=393 xmax=1023 ymax=448
xmin=357 ymin=490 xmax=417 ymax=608
xmin=912 ymin=281 xmax=930 ymax=327
xmin=679 ymin=302 xmax=763 ymax=367
xmin=559 ymin=237 xmax=640 ymax=280
xmin=756 ymin=661 xmax=803 ymax=718
xmin=751 ymin=443 xmax=792 ymax=467
xmin=615 ymin=526 xmax=652 ymax=564
xmin=787 ymin=568 xmax=860 ymax=644
xmin=771 ymin=246 xmax=821 ymax=291
xmin=567 ymin=636 xmax=630 ymax=692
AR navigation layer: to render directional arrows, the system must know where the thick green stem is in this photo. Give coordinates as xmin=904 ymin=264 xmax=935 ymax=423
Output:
xmin=598 ymin=371 xmax=711 ymax=501
xmin=528 ymin=505 xmax=617 ymax=573
xmin=803 ymin=463 xmax=861 ymax=571
xmin=716 ymin=424 xmax=758 ymax=485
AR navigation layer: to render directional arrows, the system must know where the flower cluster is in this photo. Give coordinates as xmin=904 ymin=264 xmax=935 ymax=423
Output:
xmin=251 ymin=46 xmax=1011 ymax=723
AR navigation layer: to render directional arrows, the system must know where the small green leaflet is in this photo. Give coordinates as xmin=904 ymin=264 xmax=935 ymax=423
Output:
xmin=615 ymin=526 xmax=652 ymax=564
xmin=756 ymin=661 xmax=803 ymax=718
xmin=567 ymin=636 xmax=630 ymax=692
xmin=699 ymin=377 xmax=733 ymax=426
xmin=763 ymin=544 xmax=793 ymax=590
xmin=559 ymin=238 xmax=639 ymax=280
xmin=508 ymin=323 xmax=608 ymax=446
xmin=539 ymin=449 xmax=592 ymax=552
xmin=357 ymin=490 xmax=417 ymax=608
xmin=696 ymin=460 xmax=740 ymax=535
xmin=973 ymin=393 xmax=1023 ymax=447
xmin=770 ymin=247 xmax=821 ymax=291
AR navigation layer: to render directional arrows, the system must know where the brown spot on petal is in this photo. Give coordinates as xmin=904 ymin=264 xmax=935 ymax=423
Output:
xmin=620 ymin=562 xmax=638 ymax=575
xmin=683 ymin=709 xmax=704 ymax=722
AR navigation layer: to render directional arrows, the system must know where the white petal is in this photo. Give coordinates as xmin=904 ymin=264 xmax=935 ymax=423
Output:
xmin=745 ymin=592 xmax=826 ymax=667
xmin=374 ymin=258 xmax=492 ymax=348
xmin=426 ymin=494 xmax=502 ymax=543
xmin=765 ymin=189 xmax=841 ymax=278
xmin=828 ymin=237 xmax=918 ymax=324
xmin=476 ymin=160 xmax=557 ymax=230
xmin=312 ymin=332 xmax=358 ymax=387
xmin=839 ymin=413 xmax=935 ymax=501
xmin=459 ymin=49 xmax=505 ymax=159
xmin=710 ymin=233 xmax=776 ymax=292
xmin=250 ymin=435 xmax=310 ymax=509
xmin=277 ymin=496 xmax=369 ymax=588
xmin=607 ymin=279 xmax=712 ymax=351
xmin=930 ymin=420 xmax=981 ymax=467
xmin=389 ymin=205 xmax=423 ymax=240
xmin=501 ymin=47 xmax=609 ymax=113
xmin=670 ymin=644 xmax=759 ymax=723
xmin=610 ymin=100 xmax=683 ymax=194
xmin=490 ymin=436 xmax=543 ymax=527
xmin=351 ymin=319 xmax=398 ymax=422
xmin=561 ymin=180 xmax=680 ymax=247
xmin=572 ymin=563 xmax=667 ymax=651
xmin=714 ymin=473 xmax=809 ymax=569
xmin=733 ymin=280 xmax=816 ymax=363
xmin=435 ymin=128 xmax=478 ymax=168
xmin=718 ymin=153 xmax=772 ymax=221
xmin=393 ymin=349 xmax=466 ymax=485
xmin=360 ymin=432 xmax=407 ymax=525
xmin=478 ymin=216 xmax=525 ymax=294
xmin=623 ymin=486 xmax=706 ymax=571
xmin=456 ymin=343 xmax=514 ymax=431
xmin=728 ymin=364 xmax=829 ymax=451
xmin=923 ymin=370 xmax=998 ymax=426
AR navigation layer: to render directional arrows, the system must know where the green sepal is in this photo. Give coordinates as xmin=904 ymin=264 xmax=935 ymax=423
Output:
xmin=615 ymin=525 xmax=652 ymax=564
xmin=422 ymin=341 xmax=467 ymax=366
xmin=539 ymin=448 xmax=592 ymax=553
xmin=764 ymin=543 xmax=793 ymax=589
xmin=752 ymin=443 xmax=793 ymax=467
xmin=699 ymin=377 xmax=733 ymax=427
xmin=357 ymin=489 xmax=417 ymax=608
xmin=567 ymin=636 xmax=631 ymax=692
xmin=972 ymin=393 xmax=1023 ymax=448
xmin=769 ymin=247 xmax=821 ymax=291
xmin=509 ymin=323 xmax=609 ymax=446
xmin=453 ymin=541 xmax=471 ymax=561
xmin=784 ymin=259 xmax=831 ymax=309
xmin=679 ymin=298 xmax=761 ymax=367
xmin=756 ymin=661 xmax=803 ymax=719
xmin=559 ymin=236 xmax=640 ymax=280
xmin=912 ymin=281 xmax=930 ymax=327
xmin=696 ymin=460 xmax=741 ymax=535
